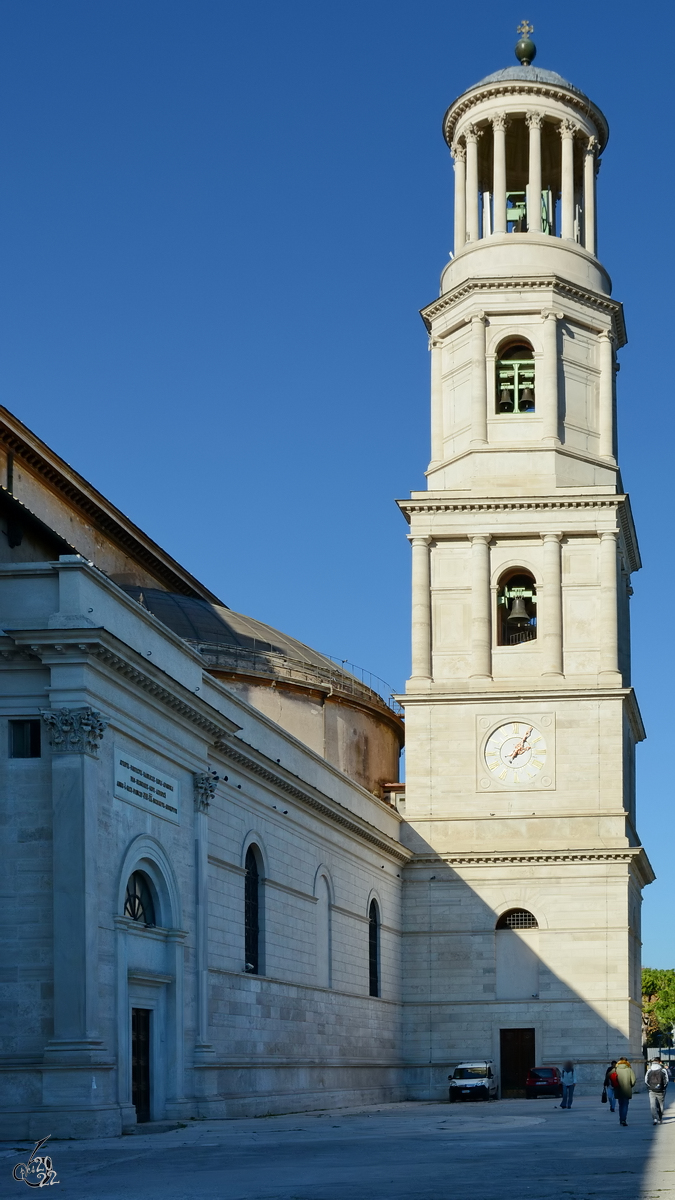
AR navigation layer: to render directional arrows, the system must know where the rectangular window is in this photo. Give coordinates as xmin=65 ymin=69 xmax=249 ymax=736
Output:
xmin=9 ymin=719 xmax=41 ymax=759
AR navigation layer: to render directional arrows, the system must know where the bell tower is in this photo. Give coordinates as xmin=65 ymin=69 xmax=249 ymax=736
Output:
xmin=399 ymin=28 xmax=654 ymax=1097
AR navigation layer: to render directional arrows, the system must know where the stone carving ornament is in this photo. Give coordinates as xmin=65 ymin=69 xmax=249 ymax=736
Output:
xmin=41 ymin=707 xmax=108 ymax=755
xmin=193 ymin=771 xmax=218 ymax=813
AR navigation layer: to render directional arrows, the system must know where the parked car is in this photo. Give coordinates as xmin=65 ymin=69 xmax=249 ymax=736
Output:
xmin=448 ymin=1061 xmax=498 ymax=1102
xmin=525 ymin=1066 xmax=562 ymax=1099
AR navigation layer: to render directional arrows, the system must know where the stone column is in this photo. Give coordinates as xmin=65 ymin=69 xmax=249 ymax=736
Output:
xmin=541 ymin=310 xmax=561 ymax=444
xmin=193 ymin=773 xmax=217 ymax=1059
xmin=465 ymin=125 xmax=481 ymax=242
xmin=541 ymin=533 xmax=564 ymax=677
xmin=430 ymin=337 xmax=444 ymax=466
xmin=583 ymin=136 xmax=598 ymax=254
xmin=560 ymin=119 xmax=576 ymax=241
xmin=452 ymin=142 xmax=466 ymax=252
xmin=470 ymin=313 xmax=488 ymax=445
xmin=470 ymin=535 xmax=492 ymax=679
xmin=410 ymin=536 xmax=432 ymax=681
xmin=594 ymin=155 xmax=602 ymax=256
xmin=491 ymin=114 xmax=508 ymax=235
xmin=526 ymin=112 xmax=543 ymax=232
xmin=41 ymin=708 xmax=108 ymax=1060
xmin=599 ymin=531 xmax=620 ymax=678
xmin=598 ymin=329 xmax=615 ymax=461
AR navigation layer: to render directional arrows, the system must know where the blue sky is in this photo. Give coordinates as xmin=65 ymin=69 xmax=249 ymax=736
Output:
xmin=0 ymin=0 xmax=672 ymax=968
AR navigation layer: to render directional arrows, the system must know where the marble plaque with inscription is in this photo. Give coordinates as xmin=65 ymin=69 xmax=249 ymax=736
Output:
xmin=114 ymin=746 xmax=180 ymax=823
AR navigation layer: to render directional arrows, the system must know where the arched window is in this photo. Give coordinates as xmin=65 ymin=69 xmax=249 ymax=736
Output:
xmin=496 ymin=341 xmax=535 ymax=414
xmin=316 ymin=875 xmax=331 ymax=989
xmin=368 ymin=900 xmax=380 ymax=997
xmin=496 ymin=908 xmax=538 ymax=930
xmin=244 ymin=846 xmax=260 ymax=974
xmin=497 ymin=568 xmax=537 ymax=646
xmin=124 ymin=871 xmax=156 ymax=926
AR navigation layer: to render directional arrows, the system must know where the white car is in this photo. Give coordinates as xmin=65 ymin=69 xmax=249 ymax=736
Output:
xmin=448 ymin=1060 xmax=498 ymax=1102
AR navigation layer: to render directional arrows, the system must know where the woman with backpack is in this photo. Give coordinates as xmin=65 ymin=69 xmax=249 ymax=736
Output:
xmin=603 ymin=1060 xmax=617 ymax=1112
xmin=613 ymin=1058 xmax=636 ymax=1126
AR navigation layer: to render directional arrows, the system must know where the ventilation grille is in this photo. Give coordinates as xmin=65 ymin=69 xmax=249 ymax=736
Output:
xmin=497 ymin=908 xmax=538 ymax=930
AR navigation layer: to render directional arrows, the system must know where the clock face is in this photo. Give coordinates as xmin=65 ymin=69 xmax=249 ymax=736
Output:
xmin=484 ymin=721 xmax=547 ymax=786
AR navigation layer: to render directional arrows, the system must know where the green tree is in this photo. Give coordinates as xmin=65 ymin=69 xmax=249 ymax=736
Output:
xmin=642 ymin=967 xmax=675 ymax=1045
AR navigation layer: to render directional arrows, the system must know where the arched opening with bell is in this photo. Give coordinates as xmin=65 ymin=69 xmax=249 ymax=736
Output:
xmin=497 ymin=569 xmax=537 ymax=646
xmin=495 ymin=340 xmax=535 ymax=414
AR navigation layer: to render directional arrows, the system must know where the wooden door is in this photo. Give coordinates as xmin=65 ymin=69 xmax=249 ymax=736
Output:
xmin=131 ymin=1008 xmax=151 ymax=1122
xmin=500 ymin=1027 xmax=535 ymax=1097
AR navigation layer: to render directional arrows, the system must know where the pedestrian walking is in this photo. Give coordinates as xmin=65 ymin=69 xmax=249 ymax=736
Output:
xmin=645 ymin=1057 xmax=669 ymax=1125
xmin=560 ymin=1061 xmax=577 ymax=1109
xmin=614 ymin=1057 xmax=636 ymax=1126
xmin=603 ymin=1060 xmax=617 ymax=1112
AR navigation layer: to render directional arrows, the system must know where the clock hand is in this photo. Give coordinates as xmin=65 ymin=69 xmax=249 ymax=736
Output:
xmin=508 ymin=727 xmax=534 ymax=763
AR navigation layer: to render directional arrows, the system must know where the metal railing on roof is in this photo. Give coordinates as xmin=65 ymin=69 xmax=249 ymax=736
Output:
xmin=188 ymin=640 xmax=403 ymax=717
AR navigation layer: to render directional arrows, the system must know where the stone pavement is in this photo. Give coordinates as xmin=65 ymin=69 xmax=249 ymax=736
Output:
xmin=1 ymin=1094 xmax=673 ymax=1200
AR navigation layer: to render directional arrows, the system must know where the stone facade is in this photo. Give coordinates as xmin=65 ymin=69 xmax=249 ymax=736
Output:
xmin=0 ymin=558 xmax=407 ymax=1137
xmin=398 ymin=56 xmax=652 ymax=1096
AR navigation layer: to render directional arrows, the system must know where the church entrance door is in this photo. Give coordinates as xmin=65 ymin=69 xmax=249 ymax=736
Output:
xmin=500 ymin=1027 xmax=535 ymax=1098
xmin=131 ymin=1008 xmax=151 ymax=1122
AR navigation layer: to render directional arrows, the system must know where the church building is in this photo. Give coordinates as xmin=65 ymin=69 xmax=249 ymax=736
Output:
xmin=0 ymin=30 xmax=652 ymax=1137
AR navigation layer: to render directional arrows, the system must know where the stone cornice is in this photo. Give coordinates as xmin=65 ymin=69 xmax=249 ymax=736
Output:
xmin=6 ymin=626 xmax=242 ymax=742
xmin=397 ymin=495 xmax=640 ymax=573
xmin=399 ymin=687 xmax=646 ymax=742
xmin=443 ymin=80 xmax=609 ymax=152
xmin=409 ymin=846 xmax=654 ymax=884
xmin=215 ymin=741 xmax=411 ymax=865
xmin=420 ymin=275 xmax=626 ymax=348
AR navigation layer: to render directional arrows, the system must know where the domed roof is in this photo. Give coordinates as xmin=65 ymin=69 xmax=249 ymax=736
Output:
xmin=470 ymin=65 xmax=581 ymax=94
xmin=122 ymin=587 xmax=400 ymax=714
xmin=123 ymin=586 xmax=340 ymax=669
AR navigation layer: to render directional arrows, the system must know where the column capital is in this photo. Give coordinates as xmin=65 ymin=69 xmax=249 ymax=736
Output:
xmin=525 ymin=110 xmax=543 ymax=130
xmin=599 ymin=529 xmax=619 ymax=542
xmin=464 ymin=123 xmax=483 ymax=144
xmin=541 ymin=308 xmax=564 ymax=322
xmin=42 ymin=706 xmax=108 ymax=755
xmin=598 ymin=328 xmax=616 ymax=344
xmin=469 ymin=534 xmax=491 ymax=546
xmin=542 ymin=531 xmax=563 ymax=543
xmin=451 ymin=141 xmax=466 ymax=163
xmin=559 ymin=117 xmax=579 ymax=140
xmin=408 ymin=534 xmax=432 ymax=547
xmin=469 ymin=310 xmax=487 ymax=326
xmin=491 ymin=112 xmax=510 ymax=132
xmin=585 ymin=135 xmax=599 ymax=156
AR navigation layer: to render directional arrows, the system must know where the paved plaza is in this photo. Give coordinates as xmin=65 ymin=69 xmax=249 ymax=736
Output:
xmin=2 ymin=1095 xmax=673 ymax=1200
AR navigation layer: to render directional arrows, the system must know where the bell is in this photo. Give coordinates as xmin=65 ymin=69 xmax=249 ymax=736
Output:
xmin=507 ymin=595 xmax=530 ymax=626
xmin=520 ymin=387 xmax=534 ymax=411
xmin=498 ymin=389 xmax=514 ymax=413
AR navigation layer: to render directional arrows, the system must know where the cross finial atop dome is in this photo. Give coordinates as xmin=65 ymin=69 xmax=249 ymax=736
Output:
xmin=515 ymin=20 xmax=536 ymax=66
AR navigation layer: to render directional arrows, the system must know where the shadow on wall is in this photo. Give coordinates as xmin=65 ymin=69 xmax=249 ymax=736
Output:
xmin=401 ymin=842 xmax=643 ymax=1104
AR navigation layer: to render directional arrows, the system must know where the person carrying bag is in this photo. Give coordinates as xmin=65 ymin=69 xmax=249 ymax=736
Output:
xmin=603 ymin=1060 xmax=617 ymax=1112
xmin=614 ymin=1058 xmax=636 ymax=1126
